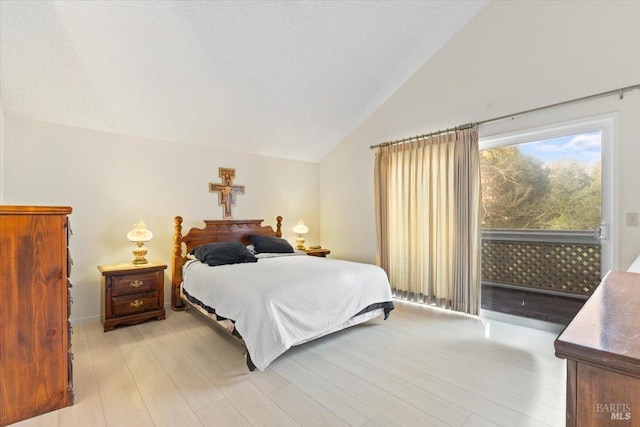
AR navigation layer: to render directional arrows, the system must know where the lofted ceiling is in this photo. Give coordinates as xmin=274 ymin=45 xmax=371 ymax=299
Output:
xmin=0 ymin=1 xmax=487 ymax=162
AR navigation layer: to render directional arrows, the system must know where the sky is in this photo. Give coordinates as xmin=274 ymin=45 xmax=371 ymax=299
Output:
xmin=519 ymin=131 xmax=601 ymax=164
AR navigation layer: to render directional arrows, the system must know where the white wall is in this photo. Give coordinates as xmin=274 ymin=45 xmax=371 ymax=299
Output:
xmin=3 ymin=117 xmax=320 ymax=323
xmin=321 ymin=1 xmax=640 ymax=270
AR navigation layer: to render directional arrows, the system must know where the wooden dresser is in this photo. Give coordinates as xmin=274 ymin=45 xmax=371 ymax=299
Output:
xmin=0 ymin=206 xmax=74 ymax=426
xmin=555 ymin=271 xmax=640 ymax=427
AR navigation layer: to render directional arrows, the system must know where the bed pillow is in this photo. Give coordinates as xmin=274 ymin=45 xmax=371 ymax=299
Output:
xmin=190 ymin=241 xmax=257 ymax=266
xmin=248 ymin=234 xmax=294 ymax=254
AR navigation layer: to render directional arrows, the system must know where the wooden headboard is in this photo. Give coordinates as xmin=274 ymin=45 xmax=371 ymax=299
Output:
xmin=171 ymin=216 xmax=282 ymax=310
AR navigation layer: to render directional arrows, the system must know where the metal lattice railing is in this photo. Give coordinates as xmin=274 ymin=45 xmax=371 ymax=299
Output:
xmin=481 ymin=229 xmax=601 ymax=297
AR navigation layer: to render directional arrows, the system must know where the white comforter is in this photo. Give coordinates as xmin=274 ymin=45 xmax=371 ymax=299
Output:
xmin=182 ymin=254 xmax=393 ymax=370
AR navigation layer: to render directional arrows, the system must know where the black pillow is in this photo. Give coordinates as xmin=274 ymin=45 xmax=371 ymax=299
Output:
xmin=248 ymin=234 xmax=294 ymax=254
xmin=190 ymin=241 xmax=257 ymax=266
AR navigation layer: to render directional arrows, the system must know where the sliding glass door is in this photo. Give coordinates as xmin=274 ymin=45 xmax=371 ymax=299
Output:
xmin=479 ymin=116 xmax=615 ymax=325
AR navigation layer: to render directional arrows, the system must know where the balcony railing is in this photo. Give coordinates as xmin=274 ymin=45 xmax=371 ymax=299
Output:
xmin=481 ymin=229 xmax=601 ymax=299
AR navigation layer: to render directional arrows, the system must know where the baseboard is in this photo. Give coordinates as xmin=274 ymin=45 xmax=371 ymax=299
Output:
xmin=480 ymin=309 xmax=565 ymax=333
xmin=70 ymin=314 xmax=101 ymax=325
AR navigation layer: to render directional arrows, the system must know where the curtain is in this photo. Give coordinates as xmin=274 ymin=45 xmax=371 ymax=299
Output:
xmin=374 ymin=128 xmax=481 ymax=315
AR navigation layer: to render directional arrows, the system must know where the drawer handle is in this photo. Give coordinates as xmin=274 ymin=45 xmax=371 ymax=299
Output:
xmin=130 ymin=280 xmax=143 ymax=288
xmin=130 ymin=300 xmax=144 ymax=308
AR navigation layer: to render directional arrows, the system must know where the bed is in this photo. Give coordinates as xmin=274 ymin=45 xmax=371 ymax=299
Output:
xmin=171 ymin=216 xmax=394 ymax=371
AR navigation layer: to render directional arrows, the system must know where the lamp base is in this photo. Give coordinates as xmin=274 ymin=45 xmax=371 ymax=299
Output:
xmin=132 ymin=243 xmax=148 ymax=265
xmin=295 ymin=236 xmax=306 ymax=251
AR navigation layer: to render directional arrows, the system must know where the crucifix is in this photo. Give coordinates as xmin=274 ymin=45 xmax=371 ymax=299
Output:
xmin=209 ymin=167 xmax=245 ymax=219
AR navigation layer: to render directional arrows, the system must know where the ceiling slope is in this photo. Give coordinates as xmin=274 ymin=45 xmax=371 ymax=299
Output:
xmin=0 ymin=1 xmax=487 ymax=162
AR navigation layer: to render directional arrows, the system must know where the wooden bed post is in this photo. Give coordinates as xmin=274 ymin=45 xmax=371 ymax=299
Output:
xmin=172 ymin=216 xmax=186 ymax=310
xmin=276 ymin=216 xmax=282 ymax=237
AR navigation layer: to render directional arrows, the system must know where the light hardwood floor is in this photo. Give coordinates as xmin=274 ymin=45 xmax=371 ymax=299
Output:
xmin=10 ymin=301 xmax=566 ymax=427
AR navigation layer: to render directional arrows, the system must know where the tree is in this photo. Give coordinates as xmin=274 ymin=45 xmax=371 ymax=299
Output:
xmin=543 ymin=160 xmax=600 ymax=230
xmin=480 ymin=147 xmax=549 ymax=228
xmin=480 ymin=146 xmax=600 ymax=230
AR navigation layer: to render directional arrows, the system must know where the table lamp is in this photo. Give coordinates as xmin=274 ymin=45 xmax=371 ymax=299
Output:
xmin=292 ymin=219 xmax=309 ymax=250
xmin=127 ymin=220 xmax=153 ymax=264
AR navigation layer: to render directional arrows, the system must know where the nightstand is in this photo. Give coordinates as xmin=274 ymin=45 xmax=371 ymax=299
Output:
xmin=303 ymin=248 xmax=331 ymax=257
xmin=98 ymin=261 xmax=166 ymax=332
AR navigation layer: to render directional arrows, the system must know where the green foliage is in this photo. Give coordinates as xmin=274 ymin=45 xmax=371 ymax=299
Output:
xmin=481 ymin=146 xmax=600 ymax=230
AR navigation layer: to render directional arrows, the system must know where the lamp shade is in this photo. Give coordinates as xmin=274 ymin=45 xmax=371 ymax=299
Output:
xmin=127 ymin=220 xmax=153 ymax=243
xmin=292 ymin=219 xmax=309 ymax=235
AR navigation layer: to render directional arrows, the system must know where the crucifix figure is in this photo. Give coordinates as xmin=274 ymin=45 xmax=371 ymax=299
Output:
xmin=209 ymin=168 xmax=245 ymax=219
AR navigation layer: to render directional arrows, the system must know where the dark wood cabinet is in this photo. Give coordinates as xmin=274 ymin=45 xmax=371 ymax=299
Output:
xmin=555 ymin=271 xmax=640 ymax=426
xmin=0 ymin=206 xmax=74 ymax=426
xmin=99 ymin=262 xmax=166 ymax=331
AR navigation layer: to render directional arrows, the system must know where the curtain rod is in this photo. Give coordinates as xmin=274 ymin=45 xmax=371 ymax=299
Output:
xmin=369 ymin=123 xmax=477 ymax=150
xmin=369 ymin=83 xmax=640 ymax=150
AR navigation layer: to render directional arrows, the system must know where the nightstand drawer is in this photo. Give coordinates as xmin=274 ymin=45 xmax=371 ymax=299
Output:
xmin=112 ymin=291 xmax=160 ymax=317
xmin=112 ymin=271 xmax=161 ymax=296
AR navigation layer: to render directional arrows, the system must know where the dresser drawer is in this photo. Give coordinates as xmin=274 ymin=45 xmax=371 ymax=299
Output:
xmin=112 ymin=291 xmax=160 ymax=316
xmin=112 ymin=271 xmax=161 ymax=296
